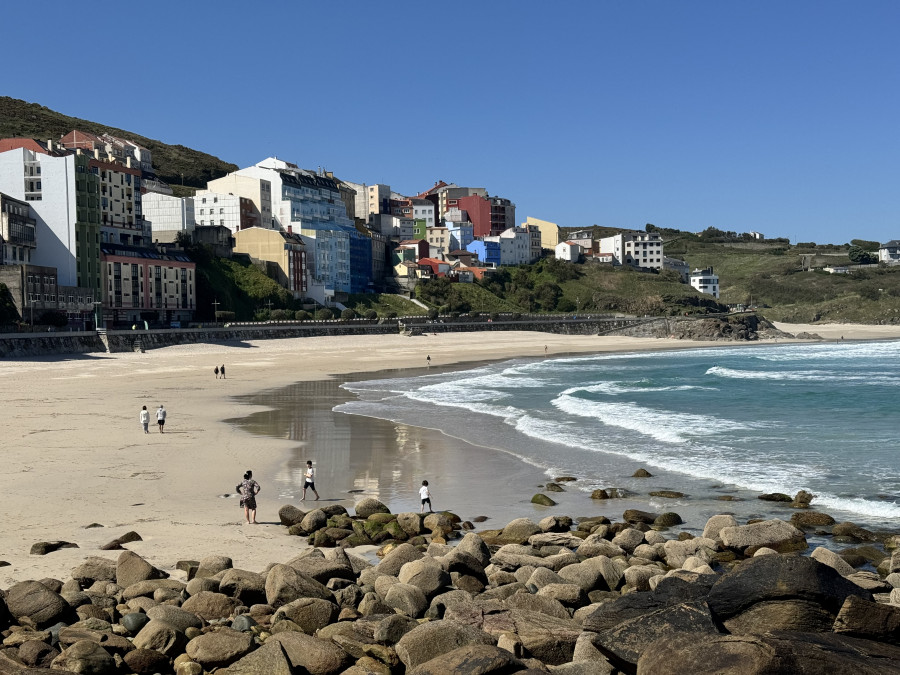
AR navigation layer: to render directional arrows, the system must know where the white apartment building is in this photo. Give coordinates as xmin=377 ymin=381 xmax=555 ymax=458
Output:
xmin=498 ymin=226 xmax=532 ymax=265
xmin=205 ymin=173 xmax=274 ymax=229
xmin=235 ymin=158 xmax=367 ymax=300
xmin=192 ymin=191 xmax=243 ymax=233
xmin=598 ymin=231 xmax=663 ymax=270
xmin=412 ymin=199 xmax=434 ymax=227
xmin=556 ymin=241 xmax=581 ymax=262
xmin=367 ymin=184 xmax=391 ymax=218
xmin=144 ymin=192 xmax=196 ymax=243
xmin=0 ymin=192 xmax=36 ymax=265
xmin=690 ymin=267 xmax=720 ymax=298
xmin=0 ymin=147 xmax=81 ymax=285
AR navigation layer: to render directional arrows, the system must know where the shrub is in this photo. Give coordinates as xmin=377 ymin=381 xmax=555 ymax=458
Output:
xmin=254 ymin=310 xmax=271 ymax=321
xmin=341 ymin=308 xmax=356 ymax=320
xmin=315 ymin=308 xmax=334 ymax=320
xmin=427 ymin=308 xmax=439 ymax=320
xmin=271 ymin=309 xmax=290 ymax=320
xmin=363 ymin=309 xmax=378 ymax=320
xmin=294 ymin=310 xmax=311 ymax=321
xmin=215 ymin=310 xmax=236 ymax=322
xmin=385 ymin=311 xmax=398 ymax=319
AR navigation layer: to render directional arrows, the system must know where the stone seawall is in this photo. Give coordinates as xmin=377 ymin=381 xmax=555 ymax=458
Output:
xmin=0 ymin=318 xmax=650 ymax=358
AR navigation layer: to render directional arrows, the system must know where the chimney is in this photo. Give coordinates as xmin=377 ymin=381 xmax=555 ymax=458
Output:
xmin=287 ymin=225 xmax=293 ymax=234
xmin=126 ymin=157 xmax=133 ymax=168
xmin=47 ymin=139 xmax=54 ymax=151
xmin=94 ymin=149 xmax=100 ymax=160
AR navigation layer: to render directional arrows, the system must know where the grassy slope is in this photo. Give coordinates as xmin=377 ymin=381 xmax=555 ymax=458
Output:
xmin=0 ymin=97 xmax=237 ymax=188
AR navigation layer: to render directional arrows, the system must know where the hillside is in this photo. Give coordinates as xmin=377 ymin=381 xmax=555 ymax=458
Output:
xmin=0 ymin=97 xmax=237 ymax=188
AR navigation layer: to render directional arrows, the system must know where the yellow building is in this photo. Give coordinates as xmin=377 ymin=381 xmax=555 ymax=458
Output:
xmin=233 ymin=226 xmax=307 ymax=297
xmin=523 ymin=216 xmax=560 ymax=252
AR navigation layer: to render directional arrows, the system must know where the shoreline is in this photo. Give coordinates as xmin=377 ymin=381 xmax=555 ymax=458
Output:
xmin=2 ymin=324 xmax=899 ymax=585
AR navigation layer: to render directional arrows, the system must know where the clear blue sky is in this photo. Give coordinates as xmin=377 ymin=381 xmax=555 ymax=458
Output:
xmin=3 ymin=1 xmax=899 ymax=244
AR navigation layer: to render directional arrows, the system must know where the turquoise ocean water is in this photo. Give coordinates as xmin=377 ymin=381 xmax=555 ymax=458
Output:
xmin=336 ymin=340 xmax=900 ymax=528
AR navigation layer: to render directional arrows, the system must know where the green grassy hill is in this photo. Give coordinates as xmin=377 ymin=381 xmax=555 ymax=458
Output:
xmin=0 ymin=97 xmax=237 ymax=188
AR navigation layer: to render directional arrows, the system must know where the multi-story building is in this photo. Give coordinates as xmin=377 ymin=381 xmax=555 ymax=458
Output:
xmin=337 ymin=180 xmax=371 ymax=221
xmin=59 ymin=130 xmax=170 ymax=196
xmin=0 ymin=140 xmax=102 ymax=292
xmin=235 ymin=158 xmax=371 ymax=301
xmin=663 ymin=256 xmax=689 ymax=281
xmin=526 ymin=223 xmax=542 ymax=262
xmin=233 ymin=226 xmax=307 ymax=297
xmin=466 ymin=237 xmax=501 ymax=266
xmin=144 ymin=193 xmax=196 ymax=243
xmin=524 ymin=216 xmax=560 ymax=253
xmin=879 ymin=240 xmax=900 ymax=264
xmin=205 ymin=173 xmax=274 ymax=229
xmin=455 ymin=194 xmax=516 ymax=237
xmin=88 ymin=155 xmax=146 ymax=247
xmin=498 ymin=227 xmax=533 ymax=265
xmin=0 ymin=192 xmax=36 ymax=265
xmin=0 ymin=264 xmax=96 ymax=329
xmin=598 ymin=231 xmax=664 ymax=270
xmin=100 ymin=243 xmax=195 ymax=326
xmin=193 ymin=225 xmax=235 ymax=259
xmin=690 ymin=267 xmax=720 ymax=298
xmin=425 ymin=225 xmax=450 ymax=259
xmin=192 ymin=191 xmax=253 ymax=233
xmin=447 ymin=222 xmax=474 ymax=251
xmin=367 ymin=184 xmax=392 ymax=219
xmin=416 ymin=182 xmax=489 ymax=220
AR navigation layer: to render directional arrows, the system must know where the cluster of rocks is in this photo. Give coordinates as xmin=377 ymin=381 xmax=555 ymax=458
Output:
xmin=6 ymin=495 xmax=900 ymax=674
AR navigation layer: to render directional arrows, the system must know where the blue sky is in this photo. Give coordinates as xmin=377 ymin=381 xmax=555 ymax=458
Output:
xmin=3 ymin=1 xmax=898 ymax=244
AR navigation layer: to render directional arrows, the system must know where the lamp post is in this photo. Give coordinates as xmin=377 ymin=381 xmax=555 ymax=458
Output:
xmin=29 ymin=295 xmax=34 ymax=331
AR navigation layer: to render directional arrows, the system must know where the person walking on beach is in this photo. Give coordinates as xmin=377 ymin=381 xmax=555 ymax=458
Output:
xmin=139 ymin=405 xmax=150 ymax=434
xmin=301 ymin=460 xmax=319 ymax=501
xmin=420 ymin=480 xmax=433 ymax=513
xmin=214 ymin=366 xmax=219 ymax=379
xmin=156 ymin=404 xmax=166 ymax=433
xmin=220 ymin=364 xmax=226 ymax=379
xmin=236 ymin=470 xmax=260 ymax=524
xmin=426 ymin=354 xmax=431 ymax=367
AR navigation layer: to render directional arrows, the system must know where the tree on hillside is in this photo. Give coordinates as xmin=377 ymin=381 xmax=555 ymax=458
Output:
xmin=848 ymin=246 xmax=878 ymax=264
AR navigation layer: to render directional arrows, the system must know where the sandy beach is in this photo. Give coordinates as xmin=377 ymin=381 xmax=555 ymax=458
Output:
xmin=3 ymin=323 xmax=900 ymax=587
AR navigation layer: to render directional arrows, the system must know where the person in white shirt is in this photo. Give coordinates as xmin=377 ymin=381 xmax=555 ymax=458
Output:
xmin=301 ymin=460 xmax=319 ymax=501
xmin=156 ymin=405 xmax=167 ymax=433
xmin=420 ymin=480 xmax=433 ymax=513
xmin=139 ymin=406 xmax=150 ymax=434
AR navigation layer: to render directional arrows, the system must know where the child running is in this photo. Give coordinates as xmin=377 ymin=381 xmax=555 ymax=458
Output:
xmin=420 ymin=480 xmax=433 ymax=513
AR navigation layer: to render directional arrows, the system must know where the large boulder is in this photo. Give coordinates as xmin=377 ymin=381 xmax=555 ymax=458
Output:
xmin=266 ymin=631 xmax=350 ymax=675
xmin=589 ymin=600 xmax=719 ymax=671
xmin=286 ymin=556 xmax=355 ymax=585
xmin=833 ymin=594 xmax=900 ymax=643
xmin=181 ymin=591 xmax=240 ymax=621
xmin=718 ymin=519 xmax=808 ymax=555
xmin=71 ymin=557 xmax=117 ymax=585
xmin=265 ymin=564 xmax=333 ymax=608
xmin=385 ymin=583 xmax=429 ymax=618
xmin=278 ymin=504 xmax=306 ymax=526
xmin=453 ymin=533 xmax=492 ymax=569
xmin=6 ymin=580 xmax=70 ymax=628
xmin=146 ymin=604 xmax=203 ymax=632
xmin=706 ymin=553 xmax=872 ymax=631
xmin=123 ymin=648 xmax=171 ymax=675
xmin=300 ymin=509 xmax=328 ymax=534
xmin=395 ymin=619 xmax=495 ymax=670
xmin=132 ymin=619 xmax=189 ymax=656
xmin=195 ymin=555 xmax=233 ymax=579
xmin=221 ymin=640 xmax=293 ymax=675
xmin=810 ymin=546 xmax=856 ymax=577
xmin=498 ymin=518 xmax=541 ymax=544
xmin=355 ymin=497 xmax=390 ymax=518
xmin=272 ymin=598 xmax=339 ymax=634
xmin=480 ymin=608 xmax=581 ymax=665
xmin=185 ymin=628 xmax=254 ymax=669
xmin=376 ymin=543 xmax=423 ymax=577
xmin=407 ymin=644 xmax=525 ymax=675
xmin=50 ymin=640 xmax=116 ymax=674
xmin=701 ymin=515 xmax=737 ymax=540
xmin=636 ymin=631 xmax=900 ymax=675
xmin=116 ymin=550 xmax=167 ymax=587
xmin=220 ymin=569 xmax=267 ymax=606
xmin=399 ymin=558 xmax=452 ymax=599
xmin=396 ymin=512 xmax=425 ymax=537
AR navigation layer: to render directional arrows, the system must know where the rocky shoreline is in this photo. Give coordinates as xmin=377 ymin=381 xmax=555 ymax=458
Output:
xmin=5 ymin=487 xmax=900 ymax=674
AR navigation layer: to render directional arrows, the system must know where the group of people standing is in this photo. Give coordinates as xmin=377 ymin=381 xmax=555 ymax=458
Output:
xmin=214 ymin=364 xmax=226 ymax=379
xmin=139 ymin=405 xmax=166 ymax=433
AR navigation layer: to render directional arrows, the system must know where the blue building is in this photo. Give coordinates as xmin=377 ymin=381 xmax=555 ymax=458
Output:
xmin=466 ymin=238 xmax=501 ymax=266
